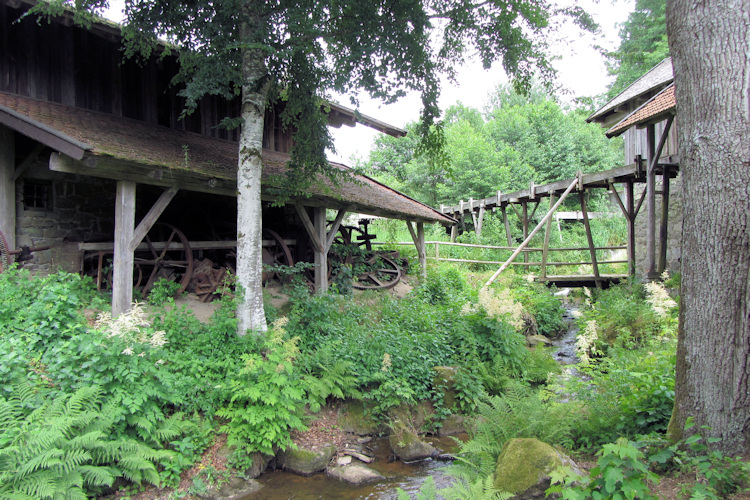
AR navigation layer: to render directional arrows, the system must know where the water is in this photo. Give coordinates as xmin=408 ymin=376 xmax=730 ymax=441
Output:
xmin=248 ymin=435 xmax=465 ymax=500
xmin=550 ymin=297 xmax=581 ymax=365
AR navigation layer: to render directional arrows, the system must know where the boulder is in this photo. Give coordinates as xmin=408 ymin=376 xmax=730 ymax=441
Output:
xmin=493 ymin=438 xmax=580 ymax=499
xmin=196 ymin=477 xmax=262 ymax=500
xmin=438 ymin=414 xmax=467 ymax=436
xmin=389 ymin=422 xmax=438 ymax=462
xmin=432 ymin=366 xmax=458 ymax=410
xmin=338 ymin=400 xmax=384 ymax=436
xmin=215 ymin=445 xmax=273 ymax=479
xmin=526 ymin=335 xmax=552 ymax=347
xmin=327 ymin=464 xmax=384 ymax=485
xmin=276 ymin=442 xmax=336 ymax=476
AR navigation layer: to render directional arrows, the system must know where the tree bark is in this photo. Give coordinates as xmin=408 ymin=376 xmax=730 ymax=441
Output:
xmin=666 ymin=0 xmax=750 ymax=454
xmin=235 ymin=14 xmax=269 ymax=334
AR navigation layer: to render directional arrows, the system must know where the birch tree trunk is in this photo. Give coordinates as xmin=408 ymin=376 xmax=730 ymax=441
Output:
xmin=235 ymin=15 xmax=269 ymax=334
xmin=666 ymin=0 xmax=750 ymax=453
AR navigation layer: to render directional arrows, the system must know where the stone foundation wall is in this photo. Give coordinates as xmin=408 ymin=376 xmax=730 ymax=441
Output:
xmin=633 ymin=174 xmax=683 ymax=278
xmin=15 ymin=161 xmax=116 ymax=273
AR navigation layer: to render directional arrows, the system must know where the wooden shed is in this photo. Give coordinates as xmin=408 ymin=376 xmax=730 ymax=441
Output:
xmin=0 ymin=0 xmax=454 ymax=311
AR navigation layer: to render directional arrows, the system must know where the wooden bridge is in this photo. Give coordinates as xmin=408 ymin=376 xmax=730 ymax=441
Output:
xmin=438 ymin=117 xmax=679 ymax=288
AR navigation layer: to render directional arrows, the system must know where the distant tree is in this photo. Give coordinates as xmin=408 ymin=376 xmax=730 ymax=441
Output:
xmin=606 ymin=0 xmax=669 ymax=99
xmin=666 ymin=0 xmax=750 ymax=455
xmin=365 ymin=86 xmax=621 ymax=206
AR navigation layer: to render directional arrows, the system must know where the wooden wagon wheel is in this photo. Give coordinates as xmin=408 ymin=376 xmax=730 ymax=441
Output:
xmin=82 ymin=251 xmax=142 ymax=292
xmin=0 ymin=230 xmax=10 ymax=273
xmin=134 ymin=223 xmax=194 ymax=296
xmin=261 ymin=228 xmax=294 ymax=284
xmin=352 ymin=253 xmax=402 ymax=290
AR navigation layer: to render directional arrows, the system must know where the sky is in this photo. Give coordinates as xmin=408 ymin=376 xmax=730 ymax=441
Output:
xmin=103 ymin=0 xmax=636 ymax=164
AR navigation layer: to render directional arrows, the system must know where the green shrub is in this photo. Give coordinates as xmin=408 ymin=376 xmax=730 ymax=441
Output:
xmin=0 ymin=383 xmax=170 ymax=499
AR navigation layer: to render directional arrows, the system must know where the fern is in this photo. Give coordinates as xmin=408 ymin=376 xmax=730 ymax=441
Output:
xmin=0 ymin=383 xmax=170 ymax=499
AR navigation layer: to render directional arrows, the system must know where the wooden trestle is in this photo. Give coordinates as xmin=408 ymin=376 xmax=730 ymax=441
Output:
xmin=441 ymin=120 xmax=679 ymax=288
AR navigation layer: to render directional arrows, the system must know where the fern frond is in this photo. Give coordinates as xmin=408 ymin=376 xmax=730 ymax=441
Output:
xmin=77 ymin=465 xmax=115 ymax=487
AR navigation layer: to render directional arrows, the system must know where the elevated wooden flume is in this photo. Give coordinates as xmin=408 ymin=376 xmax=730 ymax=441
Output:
xmin=439 ymin=143 xmax=679 ymax=289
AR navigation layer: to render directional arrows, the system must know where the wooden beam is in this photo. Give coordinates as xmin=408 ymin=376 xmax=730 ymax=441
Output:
xmin=646 ymin=124 xmax=657 ymax=279
xmin=475 ymin=205 xmax=485 ymax=237
xmin=129 ymin=184 xmax=181 ymax=252
xmin=540 ymin=194 xmax=556 ymax=279
xmin=12 ymin=143 xmax=44 ymax=181
xmin=112 ymin=181 xmax=136 ymax=316
xmin=325 ymin=208 xmax=349 ymax=252
xmin=658 ymin=166 xmax=671 ymax=274
xmin=501 ymin=205 xmax=513 ymax=246
xmin=580 ymin=191 xmax=601 ymax=288
xmin=0 ymin=126 xmax=15 ymax=250
xmin=626 ymin=181 xmax=636 ymax=276
xmin=294 ymin=204 xmax=323 ymax=253
xmin=521 ymin=202 xmax=529 ymax=263
xmin=484 ymin=178 xmax=579 ymax=288
xmin=0 ymin=108 xmax=88 ymax=160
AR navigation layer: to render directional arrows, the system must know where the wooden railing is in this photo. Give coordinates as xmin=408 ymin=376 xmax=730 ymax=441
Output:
xmin=373 ymin=240 xmax=628 ymax=268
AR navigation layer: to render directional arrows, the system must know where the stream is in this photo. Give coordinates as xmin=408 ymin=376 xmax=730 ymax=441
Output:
xmin=244 ymin=293 xmax=582 ymax=499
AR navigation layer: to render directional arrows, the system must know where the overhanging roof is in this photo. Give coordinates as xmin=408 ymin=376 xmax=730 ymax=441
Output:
xmin=588 ymin=58 xmax=673 ymax=125
xmin=0 ymin=91 xmax=453 ymax=225
xmin=606 ymin=84 xmax=676 ymax=138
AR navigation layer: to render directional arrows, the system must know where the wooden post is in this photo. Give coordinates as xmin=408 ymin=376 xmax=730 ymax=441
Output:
xmin=450 ymin=221 xmax=457 ymax=242
xmin=646 ymin=124 xmax=657 ymax=279
xmin=435 ymin=240 xmax=440 ymax=261
xmin=540 ymin=194 xmax=556 ymax=279
xmin=626 ymin=181 xmax=636 ymax=277
xmin=0 ymin=126 xmax=15 ymax=250
xmin=580 ymin=190 xmax=601 ymax=288
xmin=406 ymin=221 xmax=427 ymax=277
xmin=113 ymin=181 xmax=136 ymax=316
xmin=475 ymin=204 xmax=486 ymax=237
xmin=501 ymin=205 xmax=512 ymax=246
xmin=129 ymin=184 xmax=180 ymax=252
xmin=658 ymin=166 xmax=671 ymax=274
xmin=521 ymin=202 xmax=529 ymax=263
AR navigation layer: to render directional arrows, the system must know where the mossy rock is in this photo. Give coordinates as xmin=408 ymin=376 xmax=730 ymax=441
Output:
xmin=389 ymin=420 xmax=438 ymax=462
xmin=437 ymin=414 xmax=467 ymax=436
xmin=389 ymin=400 xmax=434 ymax=432
xmin=276 ymin=443 xmax=336 ymax=476
xmin=493 ymin=438 xmax=578 ymax=499
xmin=215 ymin=445 xmax=273 ymax=479
xmin=327 ymin=464 xmax=384 ymax=485
xmin=338 ymin=400 xmax=384 ymax=436
xmin=432 ymin=366 xmax=458 ymax=410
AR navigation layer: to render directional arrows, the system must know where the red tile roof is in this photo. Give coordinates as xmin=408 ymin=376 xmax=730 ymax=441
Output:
xmin=0 ymin=91 xmax=453 ymax=224
xmin=606 ymin=84 xmax=676 ymax=138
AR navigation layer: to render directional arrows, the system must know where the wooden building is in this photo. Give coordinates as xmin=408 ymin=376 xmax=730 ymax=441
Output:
xmin=0 ymin=0 xmax=454 ymax=312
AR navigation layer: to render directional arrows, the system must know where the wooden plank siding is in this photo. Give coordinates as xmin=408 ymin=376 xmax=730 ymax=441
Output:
xmin=0 ymin=2 xmax=284 ymax=147
xmin=623 ymin=117 xmax=678 ymax=165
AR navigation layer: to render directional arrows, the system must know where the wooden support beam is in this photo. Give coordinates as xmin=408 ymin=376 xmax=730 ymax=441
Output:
xmin=325 ymin=208 xmax=349 ymax=251
xmin=484 ymin=178 xmax=579 ymax=288
xmin=646 ymin=124 xmax=657 ymax=279
xmin=294 ymin=204 xmax=324 ymax=253
xmin=521 ymin=202 xmax=529 ymax=263
xmin=129 ymin=184 xmax=180 ymax=252
xmin=450 ymin=223 xmax=457 ymax=242
xmin=529 ymin=200 xmax=541 ymax=220
xmin=0 ymin=126 xmax=15 ymax=250
xmin=112 ymin=181 xmax=136 ymax=316
xmin=501 ymin=205 xmax=513 ymax=246
xmin=540 ymin=194 xmax=556 ymax=279
xmin=475 ymin=204 xmax=486 ymax=237
xmin=658 ymin=166 xmax=671 ymax=274
xmin=12 ymin=143 xmax=44 ymax=181
xmin=626 ymin=181 xmax=636 ymax=276
xmin=580 ymin=190 xmax=601 ymax=288
xmin=406 ymin=221 xmax=427 ymax=277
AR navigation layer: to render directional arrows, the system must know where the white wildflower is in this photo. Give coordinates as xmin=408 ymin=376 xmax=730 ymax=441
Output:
xmin=575 ymin=320 xmax=600 ymax=365
xmin=645 ymin=281 xmax=677 ymax=318
xmin=149 ymin=330 xmax=168 ymax=347
xmin=381 ymin=353 xmax=392 ymax=372
xmin=570 ymin=309 xmax=583 ymax=318
xmin=460 ymin=302 xmax=478 ymax=315
xmin=155 ymin=359 xmax=165 ymax=366
xmin=479 ymin=288 xmax=524 ymax=331
xmin=138 ymin=352 xmax=146 ymax=357
xmin=122 ymin=347 xmax=134 ymax=356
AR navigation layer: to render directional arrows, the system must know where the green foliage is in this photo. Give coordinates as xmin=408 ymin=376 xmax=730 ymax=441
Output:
xmin=606 ymin=0 xmax=669 ymax=99
xmin=216 ymin=320 xmax=307 ymax=460
xmin=547 ymin=437 xmax=659 ymax=500
xmin=0 ymin=383 xmax=170 ymax=499
xmin=514 ymin=282 xmax=564 ymax=336
xmin=366 ymin=89 xmax=622 ymax=206
xmin=147 ymin=278 xmax=181 ymax=306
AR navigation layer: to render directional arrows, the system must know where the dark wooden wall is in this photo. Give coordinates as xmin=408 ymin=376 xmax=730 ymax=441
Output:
xmin=0 ymin=2 xmax=292 ymax=151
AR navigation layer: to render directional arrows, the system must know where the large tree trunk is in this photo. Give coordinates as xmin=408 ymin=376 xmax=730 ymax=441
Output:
xmin=235 ymin=18 xmax=269 ymax=334
xmin=666 ymin=0 xmax=750 ymax=454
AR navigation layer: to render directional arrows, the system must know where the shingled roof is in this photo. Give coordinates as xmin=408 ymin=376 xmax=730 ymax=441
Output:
xmin=606 ymin=84 xmax=676 ymax=138
xmin=588 ymin=58 xmax=673 ymax=126
xmin=0 ymin=91 xmax=453 ymax=225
